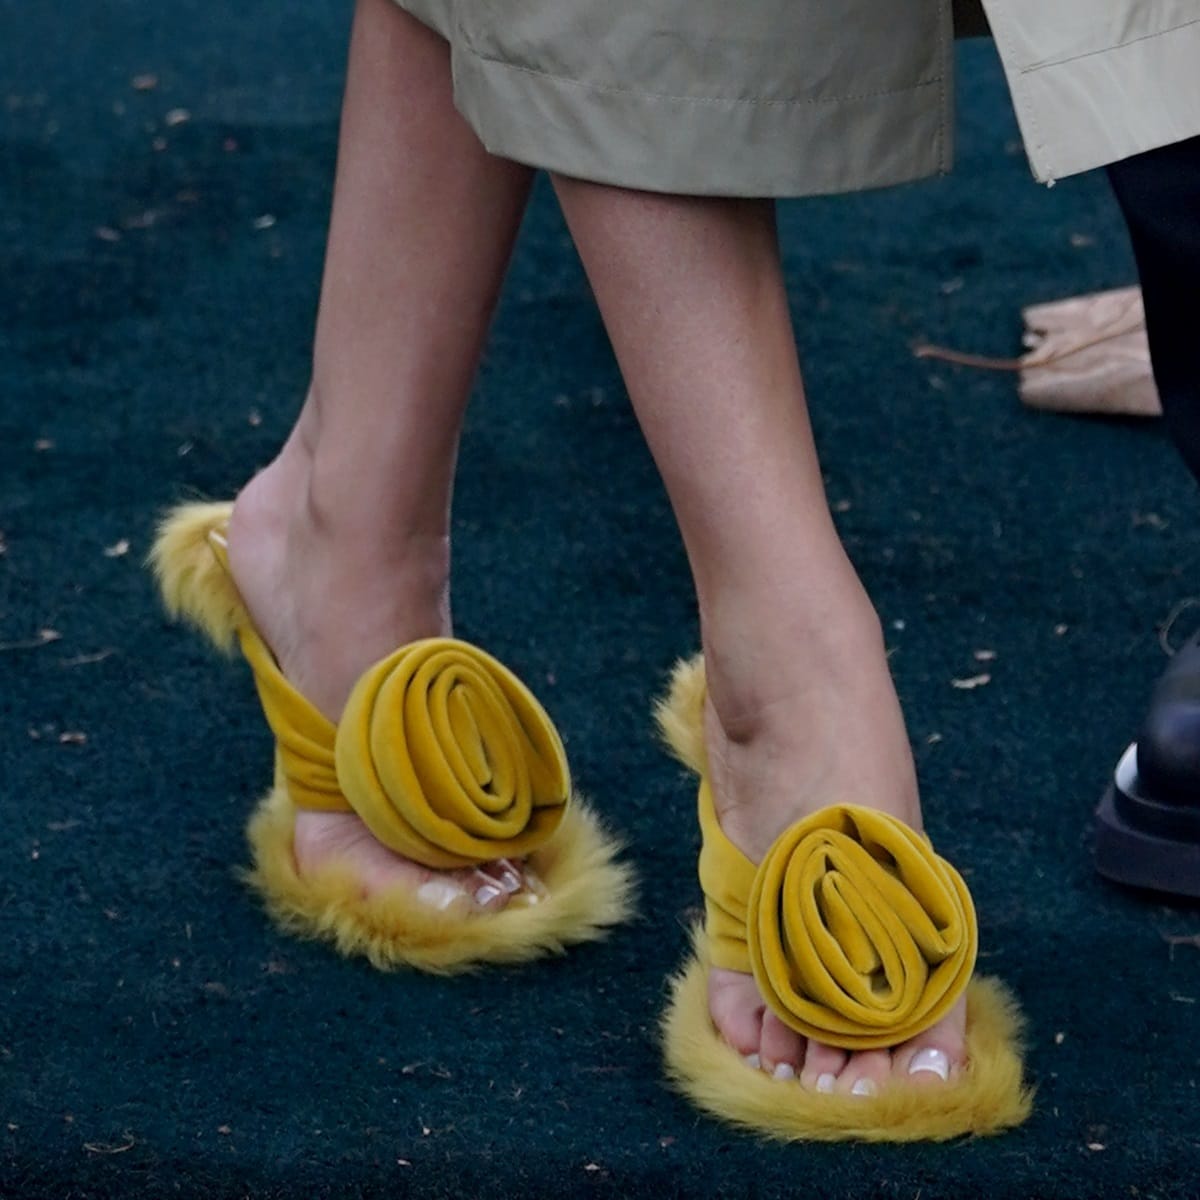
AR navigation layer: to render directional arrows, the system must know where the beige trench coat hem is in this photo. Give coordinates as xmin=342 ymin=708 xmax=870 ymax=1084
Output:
xmin=451 ymin=45 xmax=954 ymax=199
xmin=984 ymin=3 xmax=1200 ymax=182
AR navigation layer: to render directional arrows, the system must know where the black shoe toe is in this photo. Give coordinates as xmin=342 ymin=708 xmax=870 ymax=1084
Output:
xmin=1134 ymin=634 xmax=1200 ymax=806
xmin=1095 ymin=636 xmax=1200 ymax=898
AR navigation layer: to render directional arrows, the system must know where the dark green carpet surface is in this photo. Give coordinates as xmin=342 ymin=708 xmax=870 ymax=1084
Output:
xmin=2 ymin=5 xmax=1198 ymax=1197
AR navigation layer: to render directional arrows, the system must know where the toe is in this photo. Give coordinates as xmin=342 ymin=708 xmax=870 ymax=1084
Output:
xmin=466 ymin=867 xmax=511 ymax=912
xmin=411 ymin=865 xmax=513 ymax=913
xmin=478 ymin=858 xmax=524 ymax=895
xmin=708 ymin=968 xmax=766 ymax=1060
xmin=411 ymin=873 xmax=469 ymax=911
xmin=835 ymin=1049 xmax=892 ymax=1098
xmin=891 ymin=1001 xmax=967 ymax=1086
xmin=521 ymin=862 xmax=547 ymax=898
xmin=800 ymin=1040 xmax=848 ymax=1093
xmin=759 ymin=1011 xmax=804 ymax=1078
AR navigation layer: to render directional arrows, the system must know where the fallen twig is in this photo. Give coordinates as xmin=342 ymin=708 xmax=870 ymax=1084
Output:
xmin=60 ymin=649 xmax=116 ymax=668
xmin=0 ymin=629 xmax=61 ymax=652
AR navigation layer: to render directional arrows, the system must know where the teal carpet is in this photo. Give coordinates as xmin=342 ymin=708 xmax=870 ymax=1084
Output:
xmin=2 ymin=4 xmax=1198 ymax=1196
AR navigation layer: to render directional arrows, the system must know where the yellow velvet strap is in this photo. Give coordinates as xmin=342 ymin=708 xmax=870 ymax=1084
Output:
xmin=206 ymin=531 xmax=570 ymax=868
xmin=209 ymin=530 xmax=348 ymax=814
xmin=336 ymin=640 xmax=571 ymax=869
xmin=699 ymin=783 xmax=978 ymax=1051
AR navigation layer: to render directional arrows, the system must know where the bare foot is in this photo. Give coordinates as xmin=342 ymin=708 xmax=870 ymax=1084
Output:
xmin=226 ymin=448 xmax=536 ymax=912
xmin=702 ymin=600 xmax=968 ymax=1093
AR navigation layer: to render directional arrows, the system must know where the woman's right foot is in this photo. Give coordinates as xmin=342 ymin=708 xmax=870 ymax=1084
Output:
xmin=226 ymin=442 xmax=537 ymax=913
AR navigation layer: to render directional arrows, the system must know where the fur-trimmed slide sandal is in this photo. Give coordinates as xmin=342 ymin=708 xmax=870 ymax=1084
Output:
xmin=656 ymin=658 xmax=1032 ymax=1141
xmin=149 ymin=501 xmax=635 ymax=973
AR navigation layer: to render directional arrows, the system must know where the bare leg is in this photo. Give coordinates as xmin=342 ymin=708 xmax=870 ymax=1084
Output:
xmin=552 ymin=179 xmax=966 ymax=1091
xmin=228 ymin=0 xmax=535 ymax=910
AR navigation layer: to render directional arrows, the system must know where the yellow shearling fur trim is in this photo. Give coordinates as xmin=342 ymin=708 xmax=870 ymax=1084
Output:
xmin=653 ymin=656 xmax=708 ymax=775
xmin=662 ymin=929 xmax=1033 ymax=1142
xmin=655 ymin=654 xmax=1033 ymax=1141
xmin=150 ymin=501 xmax=636 ymax=971
xmin=149 ymin=500 xmax=245 ymax=655
xmin=244 ymin=777 xmax=634 ymax=973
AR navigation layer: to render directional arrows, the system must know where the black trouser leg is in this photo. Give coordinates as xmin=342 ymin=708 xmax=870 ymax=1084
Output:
xmin=1103 ymin=139 xmax=1200 ymax=890
xmin=1107 ymin=135 xmax=1200 ymax=485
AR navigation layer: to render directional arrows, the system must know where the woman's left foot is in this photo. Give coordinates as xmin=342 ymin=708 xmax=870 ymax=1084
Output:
xmin=702 ymin=592 xmax=968 ymax=1094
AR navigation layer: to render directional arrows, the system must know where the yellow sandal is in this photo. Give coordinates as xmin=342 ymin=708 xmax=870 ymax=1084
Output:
xmin=656 ymin=657 xmax=1032 ymax=1141
xmin=149 ymin=501 xmax=635 ymax=973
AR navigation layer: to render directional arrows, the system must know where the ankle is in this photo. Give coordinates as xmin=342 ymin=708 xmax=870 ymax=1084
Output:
xmin=701 ymin=581 xmax=885 ymax=745
xmin=300 ymin=474 xmax=451 ymax=590
xmin=285 ymin=476 xmax=452 ymax=640
xmin=227 ymin=449 xmax=452 ymax=709
xmin=232 ymin=423 xmax=452 ymax=598
xmin=698 ymin=590 xmax=921 ymax=857
xmin=296 ymin=377 xmax=457 ymax=557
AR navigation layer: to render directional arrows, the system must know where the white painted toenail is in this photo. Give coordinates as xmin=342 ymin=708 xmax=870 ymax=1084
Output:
xmin=416 ymin=880 xmax=465 ymax=911
xmin=851 ymin=1078 xmax=877 ymax=1097
xmin=742 ymin=1053 xmax=761 ymax=1070
xmin=474 ymin=882 xmax=504 ymax=907
xmin=816 ymin=1073 xmax=836 ymax=1094
xmin=773 ymin=1063 xmax=795 ymax=1081
xmin=497 ymin=868 xmax=522 ymax=894
xmin=908 ymin=1048 xmax=950 ymax=1081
